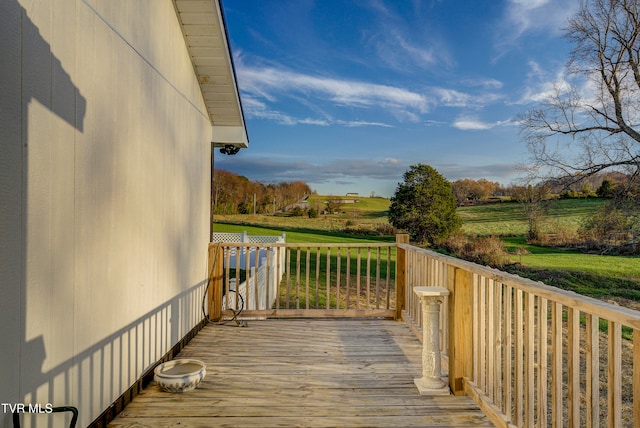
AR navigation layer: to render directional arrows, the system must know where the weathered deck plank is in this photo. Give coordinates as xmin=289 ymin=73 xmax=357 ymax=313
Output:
xmin=109 ymin=319 xmax=493 ymax=427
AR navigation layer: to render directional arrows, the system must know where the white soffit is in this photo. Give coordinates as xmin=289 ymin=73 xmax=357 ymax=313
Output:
xmin=173 ymin=0 xmax=248 ymax=148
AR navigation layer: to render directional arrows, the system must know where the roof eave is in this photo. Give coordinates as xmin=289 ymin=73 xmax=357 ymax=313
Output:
xmin=173 ymin=0 xmax=248 ymax=148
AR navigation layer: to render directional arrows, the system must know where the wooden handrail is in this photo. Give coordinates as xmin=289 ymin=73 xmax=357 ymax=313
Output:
xmin=399 ymin=243 xmax=640 ymax=329
xmin=210 ymin=242 xmax=396 ymax=248
xmin=400 ymin=243 xmax=640 ymax=427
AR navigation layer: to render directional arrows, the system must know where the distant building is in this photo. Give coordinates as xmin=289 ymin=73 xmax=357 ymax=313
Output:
xmin=327 ymin=198 xmax=359 ymax=204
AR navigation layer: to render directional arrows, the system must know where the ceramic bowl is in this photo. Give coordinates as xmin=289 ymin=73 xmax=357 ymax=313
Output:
xmin=154 ymin=359 xmax=206 ymax=392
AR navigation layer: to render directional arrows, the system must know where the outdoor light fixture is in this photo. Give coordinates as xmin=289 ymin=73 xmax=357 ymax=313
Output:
xmin=219 ymin=144 xmax=240 ymax=155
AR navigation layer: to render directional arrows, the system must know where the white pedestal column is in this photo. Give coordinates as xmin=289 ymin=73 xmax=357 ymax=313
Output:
xmin=413 ymin=286 xmax=450 ymax=396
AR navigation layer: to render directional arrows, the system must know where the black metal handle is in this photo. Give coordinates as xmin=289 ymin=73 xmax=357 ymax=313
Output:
xmin=13 ymin=406 xmax=78 ymax=428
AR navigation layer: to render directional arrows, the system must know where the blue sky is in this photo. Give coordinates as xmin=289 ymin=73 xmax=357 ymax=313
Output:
xmin=217 ymin=0 xmax=578 ymax=197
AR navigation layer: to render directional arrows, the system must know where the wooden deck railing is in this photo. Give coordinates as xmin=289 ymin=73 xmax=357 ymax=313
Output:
xmin=207 ymin=237 xmax=640 ymax=427
xmin=207 ymin=241 xmax=397 ymax=319
xmin=399 ymin=243 xmax=640 ymax=428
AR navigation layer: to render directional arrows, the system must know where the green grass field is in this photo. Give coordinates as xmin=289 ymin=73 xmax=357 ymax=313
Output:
xmin=459 ymin=198 xmax=608 ymax=236
xmin=214 ymin=196 xmax=640 ymax=304
xmin=215 ymin=196 xmax=392 ymax=236
xmin=502 ymin=237 xmax=640 ymax=280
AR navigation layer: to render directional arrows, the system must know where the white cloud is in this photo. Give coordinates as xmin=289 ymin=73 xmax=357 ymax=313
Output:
xmin=239 ymin=65 xmax=428 ymax=111
xmin=437 ymin=163 xmax=520 ymax=181
xmin=497 ymin=0 xmax=578 ymax=49
xmin=241 ymin=96 xmax=299 ymax=125
xmin=236 ymin=61 xmax=431 ymax=123
xmin=431 ymin=88 xmax=471 ymax=108
xmin=381 ymin=157 xmax=402 ymax=165
xmin=452 ymin=116 xmax=513 ymax=131
xmin=395 ymin=34 xmax=436 ymax=66
xmin=516 ymin=61 xmax=572 ymax=104
xmin=216 ymin=156 xmax=410 ymax=183
xmin=430 ymin=86 xmax=504 ymax=110
xmin=510 ymin=0 xmax=551 ymax=10
xmin=242 ymin=93 xmax=394 ymax=128
xmin=336 ymin=120 xmax=394 ymax=128
xmin=236 ymin=52 xmax=508 ymax=128
xmin=453 ymin=118 xmax=494 ymax=130
xmin=506 ymin=0 xmax=574 ymax=35
xmin=462 ymin=78 xmax=504 ymax=90
xmin=363 ymin=1 xmax=453 ymax=73
xmin=239 ymin=62 xmax=509 ymax=126
xmin=371 ymin=31 xmax=444 ymax=73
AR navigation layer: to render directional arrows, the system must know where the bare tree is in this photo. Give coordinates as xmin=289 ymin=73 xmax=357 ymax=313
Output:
xmin=520 ymin=0 xmax=640 ymax=185
xmin=512 ymin=184 xmax=551 ymax=241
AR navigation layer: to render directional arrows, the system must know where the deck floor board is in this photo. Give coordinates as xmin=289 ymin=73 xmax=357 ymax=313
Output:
xmin=109 ymin=319 xmax=493 ymax=427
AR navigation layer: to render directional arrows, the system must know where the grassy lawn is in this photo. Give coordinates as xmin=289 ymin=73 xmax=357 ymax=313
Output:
xmin=460 ymin=198 xmax=608 ymax=236
xmin=214 ymin=196 xmax=394 ymax=240
xmin=214 ymin=196 xmax=640 ymax=306
xmin=307 ymin=194 xmax=390 ymax=215
xmin=213 ymin=221 xmax=394 ymax=244
xmin=458 ymin=198 xmax=640 ymax=305
xmin=502 ymin=237 xmax=640 ymax=280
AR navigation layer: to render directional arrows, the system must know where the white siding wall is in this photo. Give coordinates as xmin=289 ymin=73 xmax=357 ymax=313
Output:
xmin=0 ymin=1 xmax=213 ymax=426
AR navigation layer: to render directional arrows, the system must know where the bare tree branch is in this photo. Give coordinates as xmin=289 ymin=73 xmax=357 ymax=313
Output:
xmin=521 ymin=0 xmax=640 ymax=182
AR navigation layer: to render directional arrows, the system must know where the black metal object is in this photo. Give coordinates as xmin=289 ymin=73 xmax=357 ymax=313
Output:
xmin=13 ymin=406 xmax=78 ymax=428
xmin=219 ymin=144 xmax=240 ymax=155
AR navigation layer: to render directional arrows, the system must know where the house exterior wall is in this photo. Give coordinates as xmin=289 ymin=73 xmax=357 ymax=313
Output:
xmin=1 ymin=1 xmax=214 ymax=426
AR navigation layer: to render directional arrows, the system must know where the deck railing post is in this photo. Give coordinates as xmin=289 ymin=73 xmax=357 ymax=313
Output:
xmin=414 ymin=286 xmax=450 ymax=395
xmin=207 ymin=243 xmax=224 ymax=322
xmin=395 ymin=234 xmax=409 ymax=321
xmin=447 ymin=266 xmax=474 ymax=395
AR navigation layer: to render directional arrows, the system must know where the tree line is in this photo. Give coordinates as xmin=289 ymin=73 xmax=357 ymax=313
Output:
xmin=451 ymin=172 xmax=629 ymax=206
xmin=214 ymin=167 xmax=629 ymax=216
xmin=213 ymin=169 xmax=311 ymax=215
xmin=391 ymin=162 xmax=640 ymax=255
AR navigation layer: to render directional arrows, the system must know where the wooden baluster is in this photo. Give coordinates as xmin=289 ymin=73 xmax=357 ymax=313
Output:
xmin=447 ymin=266 xmax=473 ymax=396
xmin=395 ymin=234 xmax=409 ymax=320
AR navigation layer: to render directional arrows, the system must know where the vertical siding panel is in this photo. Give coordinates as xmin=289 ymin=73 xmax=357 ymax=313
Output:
xmin=73 ymin=3 xmax=96 ymax=421
xmin=0 ymin=0 xmax=25 ymax=414
xmin=22 ymin=2 xmax=54 ymax=415
xmin=49 ymin=0 xmax=78 ymax=410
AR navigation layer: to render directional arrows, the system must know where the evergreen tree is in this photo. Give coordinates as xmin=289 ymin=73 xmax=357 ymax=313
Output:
xmin=389 ymin=164 xmax=461 ymax=245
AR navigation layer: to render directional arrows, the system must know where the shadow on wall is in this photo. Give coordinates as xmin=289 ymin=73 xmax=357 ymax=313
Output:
xmin=17 ymin=281 xmax=206 ymax=427
xmin=19 ymin=1 xmax=87 ymax=130
xmin=0 ymin=1 xmax=199 ymax=427
xmin=1 ymin=1 xmax=86 ymax=425
xmin=1 ymin=1 xmax=209 ymax=426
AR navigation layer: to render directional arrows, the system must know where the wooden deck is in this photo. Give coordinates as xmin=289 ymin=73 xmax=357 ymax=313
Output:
xmin=108 ymin=319 xmax=494 ymax=427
